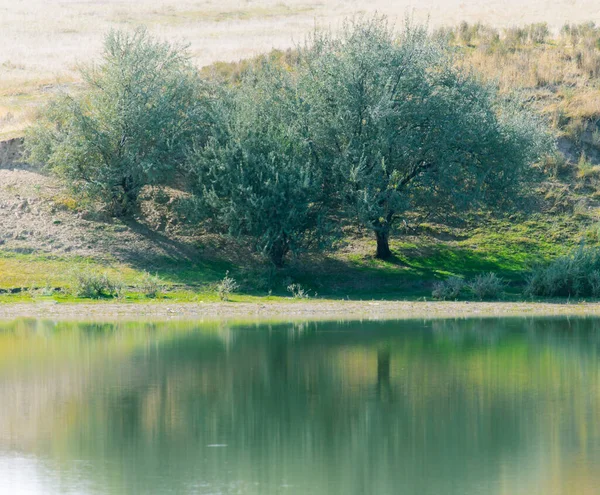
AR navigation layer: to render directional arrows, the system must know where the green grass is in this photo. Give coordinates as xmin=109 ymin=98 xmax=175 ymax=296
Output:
xmin=0 ymin=212 xmax=591 ymax=303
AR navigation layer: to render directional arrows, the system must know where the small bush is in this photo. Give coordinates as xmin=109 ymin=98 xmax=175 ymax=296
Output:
xmin=287 ymin=283 xmax=311 ymax=299
xmin=138 ymin=272 xmax=164 ymax=298
xmin=525 ymin=245 xmax=600 ymax=297
xmin=541 ymin=152 xmax=570 ymax=178
xmin=468 ymin=273 xmax=505 ymax=300
xmin=38 ymin=282 xmax=55 ymax=297
xmin=217 ymin=271 xmax=239 ymax=301
xmin=431 ymin=277 xmax=465 ymax=300
xmin=72 ymin=270 xmax=123 ymax=299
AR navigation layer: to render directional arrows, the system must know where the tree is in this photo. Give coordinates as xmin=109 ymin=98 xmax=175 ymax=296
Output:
xmin=185 ymin=62 xmax=337 ymax=267
xmin=298 ymin=17 xmax=550 ymax=259
xmin=26 ymin=28 xmax=211 ymax=216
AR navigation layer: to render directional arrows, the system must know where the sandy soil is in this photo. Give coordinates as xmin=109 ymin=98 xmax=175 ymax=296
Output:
xmin=2 ymin=0 xmax=599 ymax=139
xmin=2 ymin=0 xmax=599 ymax=78
xmin=1 ymin=300 xmax=600 ymax=322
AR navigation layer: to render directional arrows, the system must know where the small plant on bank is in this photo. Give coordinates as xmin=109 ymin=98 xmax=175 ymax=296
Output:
xmin=72 ymin=270 xmax=124 ymax=299
xmin=287 ymin=283 xmax=311 ymax=299
xmin=525 ymin=245 xmax=600 ymax=297
xmin=138 ymin=271 xmax=165 ymax=298
xmin=589 ymin=270 xmax=600 ymax=298
xmin=468 ymin=273 xmax=505 ymax=300
xmin=32 ymin=282 xmax=56 ymax=297
xmin=432 ymin=277 xmax=466 ymax=300
xmin=217 ymin=271 xmax=239 ymax=301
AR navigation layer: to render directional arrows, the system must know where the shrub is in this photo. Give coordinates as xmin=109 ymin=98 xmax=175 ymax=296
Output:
xmin=468 ymin=273 xmax=505 ymax=300
xmin=72 ymin=270 xmax=124 ymax=299
xmin=528 ymin=23 xmax=550 ymax=44
xmin=525 ymin=245 xmax=600 ymax=297
xmin=590 ymin=270 xmax=600 ymax=297
xmin=432 ymin=277 xmax=465 ymax=300
xmin=540 ymin=152 xmax=570 ymax=178
xmin=216 ymin=271 xmax=239 ymax=301
xmin=138 ymin=272 xmax=164 ymax=298
xmin=287 ymin=283 xmax=311 ymax=299
xmin=38 ymin=282 xmax=55 ymax=297
xmin=26 ymin=28 xmax=212 ymax=216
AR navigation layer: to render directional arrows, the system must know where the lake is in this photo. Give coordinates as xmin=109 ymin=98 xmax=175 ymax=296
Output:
xmin=0 ymin=317 xmax=599 ymax=494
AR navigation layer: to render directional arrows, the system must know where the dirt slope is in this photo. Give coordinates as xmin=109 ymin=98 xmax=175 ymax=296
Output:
xmin=0 ymin=139 xmax=200 ymax=264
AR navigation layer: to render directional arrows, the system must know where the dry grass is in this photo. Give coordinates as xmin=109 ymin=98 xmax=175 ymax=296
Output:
xmin=2 ymin=0 xmax=600 ymax=138
xmin=446 ymin=22 xmax=600 ymax=146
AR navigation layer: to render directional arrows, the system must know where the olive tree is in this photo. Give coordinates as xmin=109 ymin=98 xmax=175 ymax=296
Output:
xmin=186 ymin=63 xmax=337 ymax=267
xmin=26 ymin=28 xmax=210 ymax=216
xmin=298 ymin=18 xmax=550 ymax=259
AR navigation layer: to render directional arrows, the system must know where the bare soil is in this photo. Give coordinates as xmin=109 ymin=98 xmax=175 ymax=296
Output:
xmin=1 ymin=300 xmax=599 ymax=322
xmin=0 ymin=144 xmax=205 ymax=265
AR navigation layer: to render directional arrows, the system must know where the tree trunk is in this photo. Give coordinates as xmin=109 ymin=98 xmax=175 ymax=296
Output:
xmin=268 ymin=238 xmax=289 ymax=268
xmin=376 ymin=347 xmax=391 ymax=401
xmin=111 ymin=176 xmax=138 ymax=217
xmin=375 ymin=229 xmax=392 ymax=260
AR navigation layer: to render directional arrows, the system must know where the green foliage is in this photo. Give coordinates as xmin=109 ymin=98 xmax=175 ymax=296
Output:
xmin=216 ymin=271 xmax=239 ymax=301
xmin=138 ymin=272 xmax=164 ymax=298
xmin=186 ymin=17 xmax=549 ymax=265
xmin=287 ymin=283 xmax=312 ymax=299
xmin=432 ymin=277 xmax=466 ymax=300
xmin=26 ymin=28 xmax=211 ymax=216
xmin=525 ymin=245 xmax=600 ymax=297
xmin=186 ymin=60 xmax=338 ymax=267
xmin=296 ymin=17 xmax=550 ymax=259
xmin=22 ymin=17 xmax=556 ymax=274
xmin=468 ymin=273 xmax=505 ymax=300
xmin=72 ymin=270 xmax=124 ymax=299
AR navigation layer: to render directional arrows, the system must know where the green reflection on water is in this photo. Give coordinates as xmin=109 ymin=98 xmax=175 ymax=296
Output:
xmin=1 ymin=317 xmax=600 ymax=494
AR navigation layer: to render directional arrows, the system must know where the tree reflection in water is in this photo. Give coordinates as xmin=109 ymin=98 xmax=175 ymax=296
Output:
xmin=0 ymin=317 xmax=599 ymax=494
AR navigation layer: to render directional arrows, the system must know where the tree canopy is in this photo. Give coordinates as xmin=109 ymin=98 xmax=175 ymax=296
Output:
xmin=186 ymin=63 xmax=338 ymax=267
xmin=26 ymin=18 xmax=552 ymax=265
xmin=295 ymin=18 xmax=550 ymax=258
xmin=26 ymin=28 xmax=212 ymax=216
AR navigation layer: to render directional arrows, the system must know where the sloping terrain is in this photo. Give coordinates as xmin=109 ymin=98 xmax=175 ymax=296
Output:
xmin=2 ymin=0 xmax=600 ymax=140
xmin=0 ymin=140 xmax=195 ymax=262
xmin=0 ymin=137 xmax=586 ymax=299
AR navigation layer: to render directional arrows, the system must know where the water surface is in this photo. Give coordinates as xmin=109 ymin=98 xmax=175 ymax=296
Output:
xmin=1 ymin=317 xmax=600 ymax=494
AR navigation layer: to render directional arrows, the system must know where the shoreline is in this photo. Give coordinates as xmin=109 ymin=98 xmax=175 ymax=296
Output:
xmin=2 ymin=300 xmax=600 ymax=322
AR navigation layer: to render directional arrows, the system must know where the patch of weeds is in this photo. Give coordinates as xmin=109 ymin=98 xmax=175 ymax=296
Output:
xmin=54 ymin=195 xmax=78 ymax=211
xmin=576 ymin=152 xmax=600 ymax=178
xmin=431 ymin=276 xmax=466 ymax=300
xmin=468 ymin=273 xmax=505 ymax=300
xmin=216 ymin=271 xmax=239 ymax=301
xmin=138 ymin=271 xmax=165 ymax=298
xmin=30 ymin=281 xmax=56 ymax=297
xmin=72 ymin=269 xmax=124 ymax=299
xmin=287 ymin=283 xmax=314 ymax=299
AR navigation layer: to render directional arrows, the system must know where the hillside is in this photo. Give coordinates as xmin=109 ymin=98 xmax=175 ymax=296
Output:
xmin=2 ymin=0 xmax=600 ymax=141
xmin=0 ymin=138 xmax=586 ymax=302
xmin=5 ymin=21 xmax=600 ymax=301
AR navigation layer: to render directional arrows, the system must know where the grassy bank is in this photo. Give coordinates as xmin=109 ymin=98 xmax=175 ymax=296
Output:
xmin=5 ymin=21 xmax=600 ymax=305
xmin=0 ymin=211 xmax=586 ymax=304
